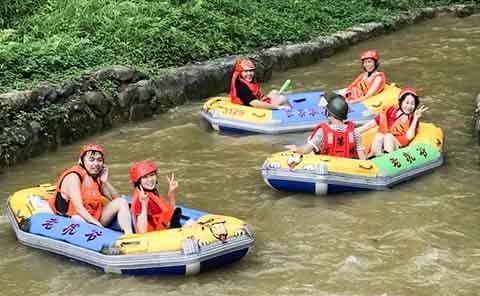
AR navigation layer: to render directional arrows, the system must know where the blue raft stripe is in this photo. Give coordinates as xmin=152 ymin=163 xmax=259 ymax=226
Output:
xmin=272 ymin=90 xmax=370 ymax=125
xmin=122 ymin=265 xmax=187 ymax=276
xmin=268 ymin=179 xmax=371 ymax=194
xmin=28 ymin=213 xmax=123 ymax=252
xmin=200 ymin=248 xmax=250 ymax=272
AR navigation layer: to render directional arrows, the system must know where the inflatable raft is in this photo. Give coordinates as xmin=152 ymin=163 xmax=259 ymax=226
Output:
xmin=7 ymin=185 xmax=254 ymax=275
xmin=201 ymin=84 xmax=400 ymax=134
xmin=261 ymin=123 xmax=444 ymax=194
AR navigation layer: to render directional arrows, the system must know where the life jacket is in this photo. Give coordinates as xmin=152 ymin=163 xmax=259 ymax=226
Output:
xmin=345 ymin=71 xmax=386 ymax=100
xmin=378 ymin=107 xmax=414 ymax=147
xmin=309 ymin=121 xmax=357 ymax=158
xmin=131 ymin=190 xmax=174 ymax=232
xmin=49 ymin=165 xmax=104 ymax=220
xmin=230 ymin=71 xmax=269 ymax=105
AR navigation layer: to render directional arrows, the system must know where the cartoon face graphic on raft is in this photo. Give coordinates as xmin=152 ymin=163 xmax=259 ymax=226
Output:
xmin=209 ymin=221 xmax=228 ymax=242
xmin=287 ymin=153 xmax=303 ymax=170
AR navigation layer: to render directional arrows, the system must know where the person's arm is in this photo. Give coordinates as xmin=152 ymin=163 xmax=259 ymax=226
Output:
xmin=134 ymin=187 xmax=148 ymax=234
xmin=285 ymin=143 xmax=316 ymax=155
xmin=406 ymin=105 xmax=428 ymax=140
xmin=99 ymin=165 xmax=120 ymax=199
xmin=353 ymin=129 xmax=367 ymax=160
xmin=349 ymin=76 xmax=383 ymax=103
xmin=166 ymin=173 xmax=177 ymax=207
xmin=249 ymin=99 xmax=277 ymax=109
xmin=356 ymin=119 xmax=378 ymax=134
xmin=61 ymin=173 xmax=103 ymax=226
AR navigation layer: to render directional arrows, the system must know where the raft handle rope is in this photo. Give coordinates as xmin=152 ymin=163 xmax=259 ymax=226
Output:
xmin=252 ymin=112 xmax=266 ymax=118
xmin=358 ymin=162 xmax=373 ymax=170
xmin=370 ymin=101 xmax=383 ymax=108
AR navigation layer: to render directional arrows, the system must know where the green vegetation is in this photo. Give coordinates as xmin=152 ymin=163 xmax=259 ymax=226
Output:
xmin=0 ymin=0 xmax=474 ymax=92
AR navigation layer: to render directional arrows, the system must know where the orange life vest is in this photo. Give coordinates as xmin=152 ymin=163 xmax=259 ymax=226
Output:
xmin=309 ymin=121 xmax=357 ymax=158
xmin=131 ymin=190 xmax=174 ymax=232
xmin=49 ymin=165 xmax=104 ymax=220
xmin=378 ymin=107 xmax=414 ymax=147
xmin=230 ymin=71 xmax=269 ymax=105
xmin=345 ymin=71 xmax=386 ymax=100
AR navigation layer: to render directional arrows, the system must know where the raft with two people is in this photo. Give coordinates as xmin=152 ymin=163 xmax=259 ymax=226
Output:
xmin=6 ymin=184 xmax=254 ymax=275
xmin=201 ymin=83 xmax=401 ymax=134
xmin=261 ymin=122 xmax=444 ymax=194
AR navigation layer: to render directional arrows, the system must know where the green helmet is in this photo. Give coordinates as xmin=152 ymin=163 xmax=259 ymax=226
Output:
xmin=326 ymin=94 xmax=348 ymax=120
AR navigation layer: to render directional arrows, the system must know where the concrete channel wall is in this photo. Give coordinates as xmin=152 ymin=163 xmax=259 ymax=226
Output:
xmin=0 ymin=4 xmax=479 ymax=172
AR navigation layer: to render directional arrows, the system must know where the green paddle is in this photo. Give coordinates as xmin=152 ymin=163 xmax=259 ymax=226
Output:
xmin=278 ymin=79 xmax=291 ymax=94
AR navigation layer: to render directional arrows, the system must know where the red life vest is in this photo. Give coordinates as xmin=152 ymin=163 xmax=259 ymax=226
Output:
xmin=49 ymin=165 xmax=104 ymax=220
xmin=378 ymin=106 xmax=414 ymax=146
xmin=309 ymin=121 xmax=357 ymax=158
xmin=230 ymin=71 xmax=269 ymax=105
xmin=345 ymin=71 xmax=386 ymax=100
xmin=131 ymin=190 xmax=174 ymax=232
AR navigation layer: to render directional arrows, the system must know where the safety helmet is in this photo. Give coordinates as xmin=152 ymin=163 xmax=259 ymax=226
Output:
xmin=79 ymin=143 xmax=105 ymax=158
xmin=234 ymin=59 xmax=256 ymax=73
xmin=360 ymin=50 xmax=380 ymax=62
xmin=326 ymin=94 xmax=349 ymax=120
xmin=399 ymin=87 xmax=418 ymax=99
xmin=129 ymin=160 xmax=157 ymax=184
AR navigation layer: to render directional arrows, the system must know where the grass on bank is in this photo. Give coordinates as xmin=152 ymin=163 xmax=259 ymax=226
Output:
xmin=0 ymin=0 xmax=474 ymax=92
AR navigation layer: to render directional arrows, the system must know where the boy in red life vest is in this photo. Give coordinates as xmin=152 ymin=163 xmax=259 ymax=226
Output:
xmin=129 ymin=160 xmax=182 ymax=234
xmin=339 ymin=50 xmax=386 ymax=103
xmin=356 ymin=87 xmax=428 ymax=158
xmin=230 ymin=58 xmax=291 ymax=110
xmin=286 ymin=93 xmax=367 ymax=160
xmin=49 ymin=144 xmax=133 ymax=234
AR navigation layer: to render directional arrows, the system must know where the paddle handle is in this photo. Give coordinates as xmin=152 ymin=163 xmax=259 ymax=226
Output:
xmin=278 ymin=79 xmax=291 ymax=94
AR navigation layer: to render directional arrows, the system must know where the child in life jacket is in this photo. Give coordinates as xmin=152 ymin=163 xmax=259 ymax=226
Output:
xmin=356 ymin=87 xmax=428 ymax=158
xmin=129 ymin=160 xmax=183 ymax=233
xmin=339 ymin=50 xmax=386 ymax=103
xmin=286 ymin=92 xmax=366 ymax=160
xmin=230 ymin=58 xmax=291 ymax=110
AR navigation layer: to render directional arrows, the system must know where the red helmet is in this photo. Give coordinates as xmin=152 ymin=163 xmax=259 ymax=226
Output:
xmin=234 ymin=59 xmax=255 ymax=73
xmin=399 ymin=87 xmax=418 ymax=99
xmin=79 ymin=143 xmax=105 ymax=158
xmin=129 ymin=160 xmax=157 ymax=184
xmin=360 ymin=50 xmax=380 ymax=61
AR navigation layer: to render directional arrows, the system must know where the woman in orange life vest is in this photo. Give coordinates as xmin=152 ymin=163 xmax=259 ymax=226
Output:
xmin=356 ymin=87 xmax=428 ymax=158
xmin=49 ymin=144 xmax=133 ymax=234
xmin=230 ymin=58 xmax=291 ymax=110
xmin=286 ymin=92 xmax=367 ymax=160
xmin=129 ymin=160 xmax=182 ymax=234
xmin=339 ymin=50 xmax=386 ymax=103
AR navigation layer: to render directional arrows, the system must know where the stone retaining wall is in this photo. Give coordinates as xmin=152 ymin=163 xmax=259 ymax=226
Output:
xmin=0 ymin=4 xmax=478 ymax=172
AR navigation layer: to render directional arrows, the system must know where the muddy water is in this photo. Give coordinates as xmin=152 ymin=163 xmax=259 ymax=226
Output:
xmin=1 ymin=15 xmax=480 ymax=296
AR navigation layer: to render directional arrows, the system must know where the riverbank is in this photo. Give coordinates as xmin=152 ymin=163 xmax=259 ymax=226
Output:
xmin=0 ymin=3 xmax=479 ymax=171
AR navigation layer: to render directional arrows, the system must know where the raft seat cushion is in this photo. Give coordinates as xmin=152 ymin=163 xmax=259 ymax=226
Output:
xmin=27 ymin=213 xmax=123 ymax=252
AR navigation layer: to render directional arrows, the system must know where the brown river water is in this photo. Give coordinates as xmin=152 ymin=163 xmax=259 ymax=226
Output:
xmin=1 ymin=14 xmax=479 ymax=296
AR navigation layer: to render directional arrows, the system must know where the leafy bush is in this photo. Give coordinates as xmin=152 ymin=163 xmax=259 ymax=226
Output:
xmin=0 ymin=0 xmax=474 ymax=92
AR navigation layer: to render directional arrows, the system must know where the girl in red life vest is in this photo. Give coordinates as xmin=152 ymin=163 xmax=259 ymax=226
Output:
xmin=49 ymin=143 xmax=133 ymax=234
xmin=356 ymin=87 xmax=428 ymax=158
xmin=285 ymin=92 xmax=367 ymax=160
xmin=129 ymin=160 xmax=182 ymax=234
xmin=339 ymin=50 xmax=386 ymax=103
xmin=230 ymin=58 xmax=291 ymax=110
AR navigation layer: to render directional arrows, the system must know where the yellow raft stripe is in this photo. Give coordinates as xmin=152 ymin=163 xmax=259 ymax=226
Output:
xmin=363 ymin=84 xmax=402 ymax=113
xmin=203 ymin=97 xmax=273 ymax=123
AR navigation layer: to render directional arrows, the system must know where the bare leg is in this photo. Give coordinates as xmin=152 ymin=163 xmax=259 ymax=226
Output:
xmin=71 ymin=214 xmax=86 ymax=223
xmin=384 ymin=134 xmax=399 ymax=153
xmin=100 ymin=198 xmax=133 ymax=234
xmin=370 ymin=133 xmax=385 ymax=157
